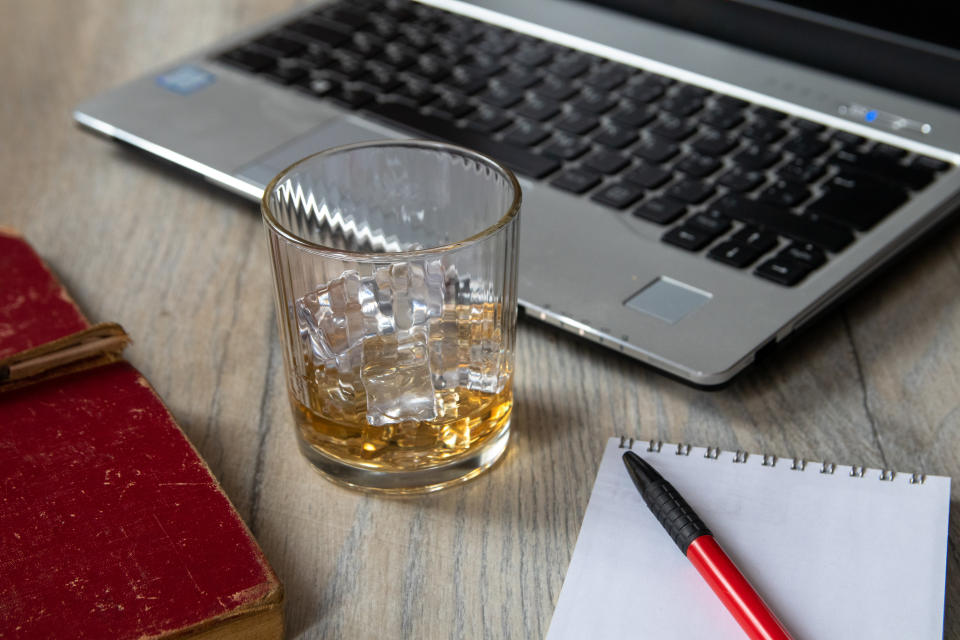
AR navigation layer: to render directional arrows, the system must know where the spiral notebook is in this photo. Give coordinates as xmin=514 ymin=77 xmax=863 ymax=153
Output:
xmin=547 ymin=437 xmax=951 ymax=640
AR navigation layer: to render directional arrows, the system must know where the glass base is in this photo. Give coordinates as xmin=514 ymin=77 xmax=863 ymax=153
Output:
xmin=296 ymin=418 xmax=511 ymax=494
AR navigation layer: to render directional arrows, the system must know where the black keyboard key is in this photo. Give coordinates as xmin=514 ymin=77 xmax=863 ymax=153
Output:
xmin=591 ymin=182 xmax=646 ymax=209
xmin=634 ymin=196 xmax=687 ymax=224
xmin=583 ymin=64 xmax=630 ymax=91
xmin=412 ymin=54 xmax=451 ymax=82
xmin=382 ymin=42 xmax=420 ymax=70
xmin=347 ymin=31 xmax=385 ymax=57
xmin=300 ymin=75 xmax=339 ymax=97
xmin=429 ymin=92 xmax=475 ymax=119
xmin=755 ymin=257 xmax=812 ymax=285
xmin=536 ymin=75 xmax=579 ymax=101
xmin=550 ymin=168 xmax=601 ymax=194
xmin=515 ymin=95 xmax=561 ymax=121
xmin=733 ymin=144 xmax=782 ymax=170
xmin=650 ymin=116 xmax=697 ymax=141
xmin=263 ymin=59 xmax=309 ymax=84
xmin=218 ymin=47 xmax=275 ymax=72
xmin=475 ymin=34 xmax=517 ymax=56
xmin=391 ymin=80 xmax=440 ymax=105
xmin=793 ymin=119 xmax=826 ymax=133
xmin=911 ymin=155 xmax=950 ymax=173
xmin=829 ymin=149 xmax=935 ymax=190
xmin=659 ymin=94 xmax=703 ymax=117
xmin=287 ymin=20 xmax=350 ymax=47
xmin=594 ymin=123 xmax=639 ymax=149
xmin=806 ymin=172 xmax=908 ymax=230
xmin=713 ymin=194 xmax=854 ymax=252
xmin=328 ymin=51 xmax=367 ymax=79
xmin=608 ymin=102 xmax=656 ymax=127
xmin=362 ymin=66 xmax=402 ymax=93
xmin=255 ymin=34 xmax=306 ymax=56
xmin=731 ymin=226 xmax=778 ymax=253
xmin=753 ymin=106 xmax=788 ymax=121
xmin=623 ymin=163 xmax=671 ymax=188
xmin=667 ymin=178 xmax=715 ymax=204
xmin=447 ymin=67 xmax=489 ymax=94
xmin=570 ymin=87 xmax=618 ymax=114
xmin=700 ymin=107 xmax=744 ymax=130
xmin=712 ymin=95 xmax=749 ymax=111
xmin=708 ymin=241 xmax=763 ymax=268
xmin=692 ymin=130 xmax=737 ymax=157
xmin=581 ymin=150 xmax=630 ymax=174
xmin=633 ymin=136 xmax=679 ymax=164
xmin=554 ymin=110 xmax=599 ymax=135
xmin=776 ymin=157 xmax=824 ymax=183
xmin=541 ymin=134 xmax=590 ymax=160
xmin=741 ymin=121 xmax=787 ymax=144
xmin=674 ymin=153 xmax=721 ymax=178
xmin=688 ymin=209 xmax=731 ymax=235
xmin=458 ymin=52 xmax=504 ymax=76
xmin=622 ymin=81 xmax=664 ymax=103
xmin=758 ymin=179 xmax=811 ymax=208
xmin=503 ymin=120 xmax=550 ymax=147
xmin=320 ymin=7 xmax=369 ymax=30
xmin=514 ymin=44 xmax=553 ymax=68
xmin=547 ymin=53 xmax=592 ymax=79
xmin=833 ymin=130 xmax=865 ymax=148
xmin=329 ymin=84 xmax=375 ymax=108
xmin=872 ymin=142 xmax=908 ymax=160
xmin=497 ymin=67 xmax=542 ymax=89
xmin=480 ymin=82 xmax=525 ymax=108
xmin=675 ymin=84 xmax=712 ymax=99
xmin=782 ymin=134 xmax=829 ymax=159
xmin=363 ymin=101 xmax=560 ymax=178
xmin=464 ymin=105 xmax=511 ymax=132
xmin=717 ymin=167 xmax=765 ymax=193
xmin=779 ymin=242 xmax=826 ymax=268
xmin=662 ymin=225 xmax=715 ymax=251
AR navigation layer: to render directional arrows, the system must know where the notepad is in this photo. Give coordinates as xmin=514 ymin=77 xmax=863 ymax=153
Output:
xmin=547 ymin=437 xmax=951 ymax=640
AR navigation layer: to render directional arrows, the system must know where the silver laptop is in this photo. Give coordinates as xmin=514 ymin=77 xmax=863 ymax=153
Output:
xmin=74 ymin=0 xmax=960 ymax=386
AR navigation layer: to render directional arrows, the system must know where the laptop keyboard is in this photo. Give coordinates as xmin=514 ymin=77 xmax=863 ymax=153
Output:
xmin=214 ymin=0 xmax=952 ymax=286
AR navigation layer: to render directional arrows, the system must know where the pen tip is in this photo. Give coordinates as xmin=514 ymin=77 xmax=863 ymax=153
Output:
xmin=622 ymin=450 xmax=664 ymax=492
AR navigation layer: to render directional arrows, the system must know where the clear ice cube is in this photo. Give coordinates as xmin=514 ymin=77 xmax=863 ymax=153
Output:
xmin=295 ymin=259 xmax=505 ymax=426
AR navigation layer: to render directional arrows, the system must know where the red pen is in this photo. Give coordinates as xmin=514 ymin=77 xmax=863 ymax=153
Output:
xmin=623 ymin=451 xmax=794 ymax=640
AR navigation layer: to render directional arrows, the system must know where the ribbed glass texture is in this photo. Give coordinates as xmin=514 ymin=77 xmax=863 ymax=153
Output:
xmin=262 ymin=140 xmax=520 ymax=492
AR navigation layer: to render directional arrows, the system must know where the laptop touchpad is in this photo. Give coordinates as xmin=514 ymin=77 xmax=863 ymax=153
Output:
xmin=234 ymin=116 xmax=402 ymax=189
xmin=625 ymin=277 xmax=712 ymax=324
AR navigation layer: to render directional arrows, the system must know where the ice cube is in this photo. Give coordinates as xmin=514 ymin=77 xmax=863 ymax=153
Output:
xmin=361 ymin=331 xmax=438 ymax=426
xmin=296 ymin=270 xmax=380 ymax=364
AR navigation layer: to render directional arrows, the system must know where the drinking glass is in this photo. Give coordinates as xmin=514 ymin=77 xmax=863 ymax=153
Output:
xmin=262 ymin=140 xmax=521 ymax=493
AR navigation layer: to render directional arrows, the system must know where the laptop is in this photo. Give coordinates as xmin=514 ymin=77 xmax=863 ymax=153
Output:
xmin=74 ymin=0 xmax=960 ymax=386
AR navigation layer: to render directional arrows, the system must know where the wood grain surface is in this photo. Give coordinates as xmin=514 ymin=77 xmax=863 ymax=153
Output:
xmin=2 ymin=2 xmax=958 ymax=638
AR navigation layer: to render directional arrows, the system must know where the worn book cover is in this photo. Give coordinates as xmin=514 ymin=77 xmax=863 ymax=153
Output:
xmin=0 ymin=229 xmax=283 ymax=639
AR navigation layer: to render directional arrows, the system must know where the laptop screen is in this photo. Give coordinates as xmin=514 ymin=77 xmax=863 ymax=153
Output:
xmin=585 ymin=0 xmax=960 ymax=109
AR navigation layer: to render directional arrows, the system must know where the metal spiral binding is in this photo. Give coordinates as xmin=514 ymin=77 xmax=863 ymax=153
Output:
xmin=615 ymin=437 xmax=929 ymax=485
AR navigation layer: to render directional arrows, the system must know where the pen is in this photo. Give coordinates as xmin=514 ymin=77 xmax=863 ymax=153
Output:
xmin=623 ymin=451 xmax=795 ymax=640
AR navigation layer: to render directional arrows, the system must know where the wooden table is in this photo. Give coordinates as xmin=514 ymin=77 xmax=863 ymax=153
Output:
xmin=4 ymin=2 xmax=958 ymax=637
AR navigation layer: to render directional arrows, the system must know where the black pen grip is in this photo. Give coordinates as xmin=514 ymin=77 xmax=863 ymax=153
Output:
xmin=643 ymin=481 xmax=712 ymax=555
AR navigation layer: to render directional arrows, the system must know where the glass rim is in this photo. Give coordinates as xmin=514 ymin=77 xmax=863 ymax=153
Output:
xmin=260 ymin=139 xmax=522 ymax=260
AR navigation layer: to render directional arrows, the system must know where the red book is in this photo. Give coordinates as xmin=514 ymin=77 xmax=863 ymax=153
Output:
xmin=0 ymin=229 xmax=283 ymax=639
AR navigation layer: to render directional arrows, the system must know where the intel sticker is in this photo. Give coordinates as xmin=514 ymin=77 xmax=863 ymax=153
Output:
xmin=156 ymin=65 xmax=216 ymax=95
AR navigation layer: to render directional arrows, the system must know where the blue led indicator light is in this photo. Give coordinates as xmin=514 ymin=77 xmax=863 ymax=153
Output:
xmin=865 ymin=110 xmax=878 ymax=122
